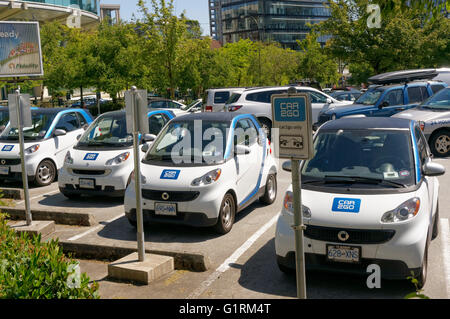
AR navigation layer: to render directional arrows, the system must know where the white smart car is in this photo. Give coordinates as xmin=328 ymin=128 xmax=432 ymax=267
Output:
xmin=58 ymin=109 xmax=175 ymax=199
xmin=124 ymin=113 xmax=278 ymax=234
xmin=0 ymin=108 xmax=94 ymax=186
xmin=275 ymin=117 xmax=445 ymax=288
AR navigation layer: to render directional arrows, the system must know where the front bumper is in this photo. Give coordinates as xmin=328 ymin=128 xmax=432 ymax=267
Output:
xmin=125 ymin=209 xmax=217 ymax=227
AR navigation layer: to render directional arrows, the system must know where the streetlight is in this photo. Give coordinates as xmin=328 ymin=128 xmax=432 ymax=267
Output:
xmin=240 ymin=14 xmax=262 ymax=86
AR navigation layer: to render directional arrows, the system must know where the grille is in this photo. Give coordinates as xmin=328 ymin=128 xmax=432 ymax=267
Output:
xmin=304 ymin=225 xmax=395 ymax=245
xmin=0 ymin=158 xmax=21 ymax=165
xmin=72 ymin=169 xmax=106 ymax=176
xmin=142 ymin=189 xmax=200 ymax=202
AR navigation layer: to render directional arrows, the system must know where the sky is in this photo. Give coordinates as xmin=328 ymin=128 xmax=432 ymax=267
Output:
xmin=100 ymin=0 xmax=211 ymax=35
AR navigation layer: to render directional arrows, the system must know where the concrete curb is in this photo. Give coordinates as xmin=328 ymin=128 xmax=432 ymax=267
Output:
xmin=0 ymin=207 xmax=97 ymax=226
xmin=0 ymin=188 xmax=24 ymax=200
xmin=59 ymin=241 xmax=210 ymax=272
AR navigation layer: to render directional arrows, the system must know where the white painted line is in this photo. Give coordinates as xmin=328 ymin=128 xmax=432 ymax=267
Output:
xmin=16 ymin=189 xmax=60 ymax=206
xmin=440 ymin=218 xmax=450 ymax=298
xmin=68 ymin=214 xmax=124 ymax=241
xmin=187 ymin=213 xmax=279 ymax=299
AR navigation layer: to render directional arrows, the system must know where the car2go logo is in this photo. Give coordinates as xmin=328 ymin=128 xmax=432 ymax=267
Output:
xmin=332 ymin=198 xmax=361 ymax=213
xmin=275 ymin=99 xmax=306 ymax=122
xmin=1 ymin=145 xmax=14 ymax=152
xmin=83 ymin=153 xmax=99 ymax=161
xmin=160 ymin=169 xmax=181 ymax=180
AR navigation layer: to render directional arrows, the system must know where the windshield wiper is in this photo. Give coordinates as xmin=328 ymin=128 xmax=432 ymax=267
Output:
xmin=323 ymin=175 xmax=406 ymax=188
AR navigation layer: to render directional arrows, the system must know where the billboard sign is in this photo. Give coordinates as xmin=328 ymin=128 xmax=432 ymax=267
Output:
xmin=0 ymin=21 xmax=43 ymax=77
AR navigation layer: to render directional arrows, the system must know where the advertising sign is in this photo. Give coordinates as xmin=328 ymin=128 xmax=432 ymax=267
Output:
xmin=0 ymin=22 xmax=43 ymax=77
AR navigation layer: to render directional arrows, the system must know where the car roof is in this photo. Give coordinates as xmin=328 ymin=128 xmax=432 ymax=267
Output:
xmin=172 ymin=112 xmax=251 ymax=123
xmin=31 ymin=108 xmax=77 ymax=114
xmin=320 ymin=117 xmax=413 ymax=131
xmin=242 ymin=86 xmax=319 ymax=93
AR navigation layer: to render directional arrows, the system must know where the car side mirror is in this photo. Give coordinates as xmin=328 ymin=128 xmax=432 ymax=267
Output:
xmin=326 ymin=98 xmax=332 ymax=104
xmin=76 ymin=134 xmax=82 ymax=141
xmin=54 ymin=129 xmax=67 ymax=137
xmin=423 ymin=161 xmax=445 ymax=177
xmin=379 ymin=101 xmax=389 ymax=109
xmin=235 ymin=145 xmax=251 ymax=155
xmin=82 ymin=124 xmax=89 ymax=130
xmin=141 ymin=144 xmax=150 ymax=153
xmin=143 ymin=134 xmax=156 ymax=142
xmin=282 ymin=161 xmax=292 ymax=172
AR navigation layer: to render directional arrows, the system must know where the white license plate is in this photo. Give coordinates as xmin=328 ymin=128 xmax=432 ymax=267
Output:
xmin=0 ymin=166 xmax=9 ymax=175
xmin=79 ymin=178 xmax=95 ymax=189
xmin=326 ymin=245 xmax=361 ymax=263
xmin=155 ymin=202 xmax=177 ymax=216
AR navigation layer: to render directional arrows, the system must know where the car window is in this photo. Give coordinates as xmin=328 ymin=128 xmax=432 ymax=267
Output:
xmin=149 ymin=101 xmax=167 ymax=108
xmin=431 ymin=84 xmax=445 ymax=94
xmin=214 ymin=92 xmax=230 ymax=104
xmin=246 ymin=90 xmax=286 ymax=103
xmin=408 ymin=87 xmax=425 ymax=104
xmin=56 ymin=112 xmax=80 ymax=132
xmin=414 ymin=126 xmax=428 ymax=166
xmin=168 ymin=101 xmax=181 ymax=109
xmin=235 ymin=119 xmax=258 ymax=146
xmin=382 ymin=89 xmax=404 ymax=106
xmin=76 ymin=112 xmax=87 ymax=127
xmin=149 ymin=114 xmax=167 ymax=136
xmin=227 ymin=93 xmax=241 ymax=104
xmin=309 ymin=92 xmax=328 ymax=104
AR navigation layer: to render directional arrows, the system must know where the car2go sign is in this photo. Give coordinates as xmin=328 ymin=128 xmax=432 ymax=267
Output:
xmin=271 ymin=93 xmax=314 ymax=160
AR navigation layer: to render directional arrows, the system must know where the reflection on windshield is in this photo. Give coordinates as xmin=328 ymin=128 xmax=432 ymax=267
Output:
xmin=0 ymin=111 xmax=8 ymax=127
xmin=0 ymin=113 xmax=56 ymax=141
xmin=355 ymin=89 xmax=383 ymax=105
xmin=78 ymin=114 xmax=132 ymax=147
xmin=420 ymin=88 xmax=450 ymax=110
xmin=302 ymin=129 xmax=415 ymax=187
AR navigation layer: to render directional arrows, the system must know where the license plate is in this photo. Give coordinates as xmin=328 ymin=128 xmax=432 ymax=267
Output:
xmin=326 ymin=245 xmax=361 ymax=263
xmin=79 ymin=178 xmax=95 ymax=189
xmin=155 ymin=202 xmax=177 ymax=216
xmin=0 ymin=166 xmax=9 ymax=175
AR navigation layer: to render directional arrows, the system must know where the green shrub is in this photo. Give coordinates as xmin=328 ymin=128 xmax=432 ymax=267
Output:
xmin=0 ymin=214 xmax=99 ymax=299
xmin=88 ymin=100 xmax=125 ymax=117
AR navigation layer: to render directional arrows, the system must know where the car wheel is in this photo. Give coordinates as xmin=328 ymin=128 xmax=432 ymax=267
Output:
xmin=260 ymin=174 xmax=277 ymax=205
xmin=34 ymin=160 xmax=56 ymax=187
xmin=430 ymin=131 xmax=450 ymax=157
xmin=213 ymin=193 xmax=236 ymax=234
xmin=416 ymin=243 xmax=428 ymax=289
xmin=432 ymin=203 xmax=439 ymax=240
xmin=277 ymin=258 xmax=295 ymax=275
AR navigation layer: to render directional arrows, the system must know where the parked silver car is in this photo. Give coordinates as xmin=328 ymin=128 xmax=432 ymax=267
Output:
xmin=394 ymin=87 xmax=450 ymax=157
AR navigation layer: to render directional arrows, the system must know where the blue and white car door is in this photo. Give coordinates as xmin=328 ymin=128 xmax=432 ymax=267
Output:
xmin=53 ymin=112 xmax=86 ymax=168
xmin=233 ymin=118 xmax=264 ymax=205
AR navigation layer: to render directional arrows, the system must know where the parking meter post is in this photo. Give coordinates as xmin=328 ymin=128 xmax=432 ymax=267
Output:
xmin=15 ymin=89 xmax=32 ymax=226
xmin=291 ymin=159 xmax=307 ymax=299
xmin=131 ymin=86 xmax=145 ymax=262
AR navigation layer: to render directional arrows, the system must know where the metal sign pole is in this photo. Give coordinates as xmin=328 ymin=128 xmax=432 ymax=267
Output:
xmin=291 ymin=159 xmax=306 ymax=299
xmin=131 ymin=86 xmax=146 ymax=262
xmin=15 ymin=89 xmax=32 ymax=226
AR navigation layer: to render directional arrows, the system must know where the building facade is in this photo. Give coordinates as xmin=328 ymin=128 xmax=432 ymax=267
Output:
xmin=210 ymin=0 xmax=331 ymax=49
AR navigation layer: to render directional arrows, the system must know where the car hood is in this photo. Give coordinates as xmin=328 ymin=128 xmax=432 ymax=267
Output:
xmin=393 ymin=107 xmax=450 ymax=122
xmin=69 ymin=147 xmax=135 ymax=169
xmin=323 ymin=103 xmax=370 ymax=115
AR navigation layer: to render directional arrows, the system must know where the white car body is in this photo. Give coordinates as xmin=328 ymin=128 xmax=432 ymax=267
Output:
xmin=58 ymin=110 xmax=175 ymax=198
xmin=205 ymin=88 xmax=246 ymax=112
xmin=0 ymin=108 xmax=93 ymax=186
xmin=124 ymin=113 xmax=278 ymax=232
xmin=225 ymin=86 xmax=351 ymax=126
xmin=275 ymin=117 xmax=443 ymax=283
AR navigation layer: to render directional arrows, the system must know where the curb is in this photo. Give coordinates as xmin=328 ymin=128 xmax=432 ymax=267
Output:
xmin=1 ymin=207 xmax=97 ymax=226
xmin=0 ymin=188 xmax=24 ymax=200
xmin=59 ymin=241 xmax=210 ymax=272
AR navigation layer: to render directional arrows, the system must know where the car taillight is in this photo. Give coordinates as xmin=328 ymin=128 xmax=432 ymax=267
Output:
xmin=205 ymin=106 xmax=213 ymax=112
xmin=419 ymin=121 xmax=425 ymax=131
xmin=228 ymin=105 xmax=243 ymax=112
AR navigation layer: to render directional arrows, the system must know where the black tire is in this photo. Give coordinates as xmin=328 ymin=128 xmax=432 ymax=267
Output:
xmin=34 ymin=160 xmax=57 ymax=187
xmin=213 ymin=193 xmax=236 ymax=234
xmin=258 ymin=118 xmax=272 ymax=141
xmin=432 ymin=203 xmax=439 ymax=240
xmin=416 ymin=243 xmax=428 ymax=289
xmin=260 ymin=173 xmax=277 ymax=205
xmin=127 ymin=218 xmax=137 ymax=228
xmin=277 ymin=260 xmax=295 ymax=275
xmin=430 ymin=131 xmax=450 ymax=157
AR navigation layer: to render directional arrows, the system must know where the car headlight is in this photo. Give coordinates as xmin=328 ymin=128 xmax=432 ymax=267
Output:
xmin=25 ymin=144 xmax=40 ymax=155
xmin=283 ymin=191 xmax=311 ymax=218
xmin=191 ymin=169 xmax=221 ymax=186
xmin=331 ymin=114 xmax=337 ymax=120
xmin=64 ymin=151 xmax=73 ymax=165
xmin=105 ymin=152 xmax=130 ymax=166
xmin=381 ymin=198 xmax=420 ymax=223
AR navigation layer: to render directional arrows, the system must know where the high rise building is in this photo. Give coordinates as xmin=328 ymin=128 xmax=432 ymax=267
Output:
xmin=209 ymin=0 xmax=331 ymax=49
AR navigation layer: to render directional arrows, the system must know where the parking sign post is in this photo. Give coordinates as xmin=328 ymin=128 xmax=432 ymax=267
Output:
xmin=271 ymin=87 xmax=314 ymax=299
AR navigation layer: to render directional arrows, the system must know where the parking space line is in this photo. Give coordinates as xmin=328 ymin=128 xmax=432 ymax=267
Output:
xmin=67 ymin=214 xmax=124 ymax=241
xmin=15 ymin=190 xmax=60 ymax=206
xmin=440 ymin=218 xmax=450 ymax=298
xmin=187 ymin=213 xmax=279 ymax=299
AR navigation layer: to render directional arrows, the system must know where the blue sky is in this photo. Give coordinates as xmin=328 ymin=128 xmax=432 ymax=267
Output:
xmin=100 ymin=0 xmax=210 ymax=35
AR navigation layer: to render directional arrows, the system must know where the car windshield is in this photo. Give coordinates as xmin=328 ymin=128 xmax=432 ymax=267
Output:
xmin=226 ymin=93 xmax=241 ymax=104
xmin=145 ymin=120 xmax=229 ymax=165
xmin=354 ymin=88 xmax=384 ymax=105
xmin=420 ymin=88 xmax=450 ymax=110
xmin=0 ymin=110 xmax=9 ymax=127
xmin=78 ymin=113 xmax=133 ymax=147
xmin=182 ymin=99 xmax=201 ymax=111
xmin=0 ymin=112 xmax=57 ymax=141
xmin=302 ymin=129 xmax=415 ymax=188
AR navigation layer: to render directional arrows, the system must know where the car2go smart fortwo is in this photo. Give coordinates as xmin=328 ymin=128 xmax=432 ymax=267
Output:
xmin=124 ymin=113 xmax=278 ymax=234
xmin=58 ymin=110 xmax=175 ymax=198
xmin=275 ymin=118 xmax=445 ymax=288
xmin=0 ymin=108 xmax=93 ymax=186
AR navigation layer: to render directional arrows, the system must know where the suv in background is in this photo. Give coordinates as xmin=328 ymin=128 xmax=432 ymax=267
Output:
xmin=225 ymin=86 xmax=349 ymax=133
xmin=316 ymin=69 xmax=448 ymax=128
xmin=204 ymin=88 xmax=246 ymax=112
